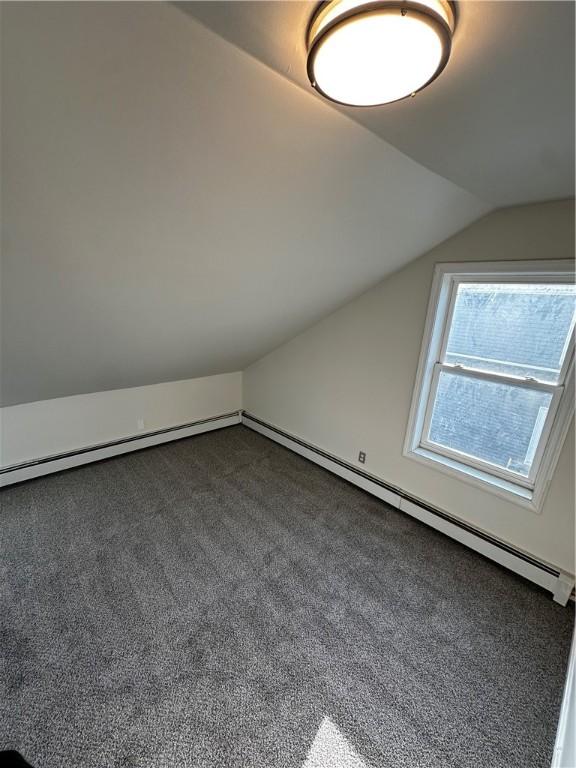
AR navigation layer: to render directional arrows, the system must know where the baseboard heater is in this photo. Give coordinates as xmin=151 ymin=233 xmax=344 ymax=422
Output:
xmin=242 ymin=411 xmax=574 ymax=606
xmin=0 ymin=410 xmax=242 ymax=487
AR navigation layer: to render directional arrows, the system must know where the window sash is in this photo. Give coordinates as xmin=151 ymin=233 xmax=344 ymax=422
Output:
xmin=417 ymin=273 xmax=575 ymax=488
xmin=403 ymin=260 xmax=576 ymax=511
xmin=419 ymin=362 xmax=564 ymax=488
xmin=438 ymin=275 xmax=576 ymax=386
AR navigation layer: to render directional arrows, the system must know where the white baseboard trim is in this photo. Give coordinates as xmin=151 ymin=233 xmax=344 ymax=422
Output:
xmin=552 ymin=627 xmax=576 ymax=768
xmin=0 ymin=410 xmax=242 ymax=487
xmin=242 ymin=411 xmax=574 ymax=606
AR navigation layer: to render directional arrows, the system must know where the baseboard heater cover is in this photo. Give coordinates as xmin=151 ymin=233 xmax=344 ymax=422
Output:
xmin=242 ymin=411 xmax=574 ymax=606
xmin=0 ymin=410 xmax=242 ymax=487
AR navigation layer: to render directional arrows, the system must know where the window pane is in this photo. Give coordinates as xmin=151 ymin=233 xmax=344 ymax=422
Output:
xmin=427 ymin=371 xmax=553 ymax=477
xmin=444 ymin=283 xmax=576 ymax=383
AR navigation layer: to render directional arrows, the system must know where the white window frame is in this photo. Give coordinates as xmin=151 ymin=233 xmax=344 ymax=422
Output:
xmin=403 ymin=260 xmax=575 ymax=512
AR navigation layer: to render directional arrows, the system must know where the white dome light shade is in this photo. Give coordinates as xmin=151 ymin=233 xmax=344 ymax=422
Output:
xmin=307 ymin=1 xmax=454 ymax=107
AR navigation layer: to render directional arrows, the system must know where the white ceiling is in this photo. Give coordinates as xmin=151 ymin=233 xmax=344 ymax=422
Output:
xmin=3 ymin=2 xmax=571 ymax=406
xmin=0 ymin=2 xmax=492 ymax=406
xmin=0 ymin=2 xmax=489 ymax=406
xmin=180 ymin=0 xmax=575 ymax=207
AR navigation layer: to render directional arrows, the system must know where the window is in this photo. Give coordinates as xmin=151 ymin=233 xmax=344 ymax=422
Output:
xmin=404 ymin=261 xmax=576 ymax=510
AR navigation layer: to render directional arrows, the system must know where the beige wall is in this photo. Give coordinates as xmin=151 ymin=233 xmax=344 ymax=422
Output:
xmin=0 ymin=372 xmax=242 ymax=467
xmin=244 ymin=200 xmax=575 ymax=574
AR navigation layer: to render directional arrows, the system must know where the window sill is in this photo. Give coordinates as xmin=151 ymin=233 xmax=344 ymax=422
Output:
xmin=405 ymin=445 xmax=540 ymax=512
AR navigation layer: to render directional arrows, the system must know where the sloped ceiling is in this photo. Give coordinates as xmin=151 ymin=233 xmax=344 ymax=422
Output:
xmin=1 ymin=1 xmax=504 ymax=406
xmin=180 ymin=0 xmax=576 ymax=207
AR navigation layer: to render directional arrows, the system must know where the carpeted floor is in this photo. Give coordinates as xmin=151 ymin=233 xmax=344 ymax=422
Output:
xmin=0 ymin=425 xmax=573 ymax=768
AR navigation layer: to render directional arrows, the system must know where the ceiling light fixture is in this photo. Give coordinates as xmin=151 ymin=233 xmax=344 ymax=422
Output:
xmin=306 ymin=0 xmax=455 ymax=107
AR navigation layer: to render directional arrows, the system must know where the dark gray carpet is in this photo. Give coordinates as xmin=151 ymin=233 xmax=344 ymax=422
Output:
xmin=0 ymin=425 xmax=573 ymax=768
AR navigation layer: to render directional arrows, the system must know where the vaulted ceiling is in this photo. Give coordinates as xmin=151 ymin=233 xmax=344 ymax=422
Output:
xmin=180 ymin=0 xmax=575 ymax=207
xmin=0 ymin=2 xmax=572 ymax=406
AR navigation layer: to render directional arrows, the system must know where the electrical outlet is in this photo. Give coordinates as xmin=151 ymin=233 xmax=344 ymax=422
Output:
xmin=137 ymin=418 xmax=145 ymax=431
xmin=358 ymin=451 xmax=366 ymax=464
